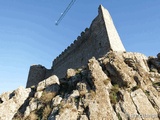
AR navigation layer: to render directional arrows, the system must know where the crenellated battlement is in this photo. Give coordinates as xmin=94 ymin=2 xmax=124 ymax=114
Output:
xmin=52 ymin=28 xmax=90 ymax=67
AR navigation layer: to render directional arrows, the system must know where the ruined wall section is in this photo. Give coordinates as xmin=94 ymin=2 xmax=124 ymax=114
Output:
xmin=26 ymin=65 xmax=52 ymax=88
xmin=26 ymin=65 xmax=46 ymax=88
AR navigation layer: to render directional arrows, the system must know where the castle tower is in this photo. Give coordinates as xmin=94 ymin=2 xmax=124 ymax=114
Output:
xmin=26 ymin=65 xmax=46 ymax=88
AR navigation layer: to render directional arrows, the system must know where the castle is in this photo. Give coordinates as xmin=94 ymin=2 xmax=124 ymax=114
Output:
xmin=26 ymin=5 xmax=125 ymax=88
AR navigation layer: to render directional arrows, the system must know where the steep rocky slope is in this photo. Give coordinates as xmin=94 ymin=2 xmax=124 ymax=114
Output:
xmin=0 ymin=51 xmax=160 ymax=120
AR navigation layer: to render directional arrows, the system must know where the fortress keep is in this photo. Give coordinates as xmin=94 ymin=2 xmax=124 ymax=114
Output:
xmin=26 ymin=5 xmax=125 ymax=88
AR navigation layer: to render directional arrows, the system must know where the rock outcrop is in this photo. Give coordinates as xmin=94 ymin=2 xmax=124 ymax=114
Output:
xmin=1 ymin=51 xmax=160 ymax=120
xmin=0 ymin=87 xmax=31 ymax=120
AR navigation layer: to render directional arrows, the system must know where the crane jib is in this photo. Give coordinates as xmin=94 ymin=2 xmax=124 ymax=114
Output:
xmin=55 ymin=0 xmax=77 ymax=25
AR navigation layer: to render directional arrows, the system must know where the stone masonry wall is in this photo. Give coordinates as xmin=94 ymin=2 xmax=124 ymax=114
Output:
xmin=26 ymin=65 xmax=53 ymax=87
xmin=51 ymin=5 xmax=125 ymax=78
xmin=26 ymin=65 xmax=46 ymax=88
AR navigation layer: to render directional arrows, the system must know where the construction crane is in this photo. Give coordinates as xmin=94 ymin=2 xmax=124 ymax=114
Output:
xmin=55 ymin=0 xmax=77 ymax=25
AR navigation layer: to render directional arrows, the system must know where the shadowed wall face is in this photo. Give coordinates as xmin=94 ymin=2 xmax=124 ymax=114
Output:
xmin=26 ymin=65 xmax=46 ymax=88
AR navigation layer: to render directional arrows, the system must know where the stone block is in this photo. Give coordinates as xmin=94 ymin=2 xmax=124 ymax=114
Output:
xmin=45 ymin=75 xmax=60 ymax=86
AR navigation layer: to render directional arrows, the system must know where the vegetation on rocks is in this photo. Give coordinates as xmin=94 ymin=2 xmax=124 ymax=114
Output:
xmin=1 ymin=51 xmax=160 ymax=120
xmin=109 ymin=84 xmax=120 ymax=104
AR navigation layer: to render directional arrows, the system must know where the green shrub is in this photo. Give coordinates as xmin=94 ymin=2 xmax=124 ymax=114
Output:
xmin=117 ymin=113 xmax=122 ymax=120
xmin=144 ymin=90 xmax=150 ymax=97
xmin=110 ymin=92 xmax=118 ymax=104
xmin=112 ymin=84 xmax=119 ymax=93
xmin=109 ymin=84 xmax=119 ymax=104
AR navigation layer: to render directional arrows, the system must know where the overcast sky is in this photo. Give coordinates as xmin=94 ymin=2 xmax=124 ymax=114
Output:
xmin=0 ymin=0 xmax=160 ymax=94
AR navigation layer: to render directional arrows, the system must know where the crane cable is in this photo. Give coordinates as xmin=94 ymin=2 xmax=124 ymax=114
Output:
xmin=55 ymin=0 xmax=77 ymax=25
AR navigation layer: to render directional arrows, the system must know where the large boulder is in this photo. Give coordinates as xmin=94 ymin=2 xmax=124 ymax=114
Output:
xmin=131 ymin=89 xmax=159 ymax=120
xmin=87 ymin=57 xmax=118 ymax=120
xmin=0 ymin=86 xmax=31 ymax=120
xmin=66 ymin=68 xmax=77 ymax=78
xmin=37 ymin=75 xmax=60 ymax=91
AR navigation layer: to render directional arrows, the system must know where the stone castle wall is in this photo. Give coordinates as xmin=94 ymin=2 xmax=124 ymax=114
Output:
xmin=51 ymin=5 xmax=125 ymax=78
xmin=26 ymin=5 xmax=125 ymax=87
xmin=52 ymin=25 xmax=109 ymax=78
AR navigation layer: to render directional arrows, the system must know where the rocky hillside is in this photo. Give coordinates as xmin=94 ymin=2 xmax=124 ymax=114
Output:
xmin=0 ymin=51 xmax=160 ymax=120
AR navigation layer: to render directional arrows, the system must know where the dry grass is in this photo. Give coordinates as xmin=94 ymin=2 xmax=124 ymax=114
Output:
xmin=35 ymin=104 xmax=52 ymax=119
xmin=63 ymin=103 xmax=72 ymax=109
xmin=25 ymin=91 xmax=55 ymax=120
xmin=42 ymin=105 xmax=52 ymax=119
xmin=36 ymin=91 xmax=56 ymax=119
xmin=71 ymin=108 xmax=77 ymax=112
xmin=12 ymin=111 xmax=23 ymax=120
xmin=26 ymin=111 xmax=38 ymax=120
xmin=89 ymin=90 xmax=96 ymax=98
xmin=79 ymin=91 xmax=86 ymax=97
xmin=40 ymin=91 xmax=56 ymax=103
xmin=59 ymin=103 xmax=72 ymax=113
xmin=103 ymin=78 xmax=110 ymax=85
